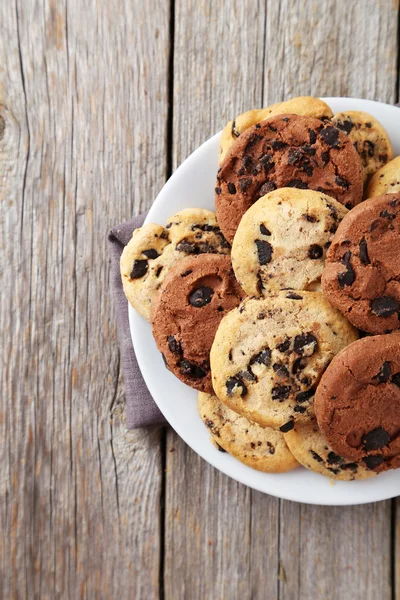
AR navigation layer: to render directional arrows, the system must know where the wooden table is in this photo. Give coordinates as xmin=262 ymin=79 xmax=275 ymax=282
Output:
xmin=1 ymin=1 xmax=399 ymax=598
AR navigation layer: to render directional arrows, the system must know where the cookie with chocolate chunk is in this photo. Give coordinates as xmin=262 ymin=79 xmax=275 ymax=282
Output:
xmin=151 ymin=254 xmax=244 ymax=393
xmin=216 ymin=114 xmax=363 ymax=242
xmin=231 ymin=187 xmax=348 ymax=297
xmin=366 ymin=156 xmax=400 ymax=199
xmin=332 ymin=111 xmax=393 ymax=183
xmin=210 ymin=292 xmax=358 ymax=429
xmin=315 ymin=334 xmax=400 ymax=473
xmin=219 ymin=96 xmax=333 ymax=164
xmin=284 ymin=417 xmax=374 ymax=480
xmin=120 ymin=208 xmax=230 ymax=320
xmin=322 ymin=193 xmax=400 ymax=334
xmin=198 ymin=392 xmax=299 ymax=472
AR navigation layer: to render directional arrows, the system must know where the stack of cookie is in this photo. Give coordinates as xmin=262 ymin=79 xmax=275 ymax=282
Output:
xmin=121 ymin=96 xmax=400 ymax=481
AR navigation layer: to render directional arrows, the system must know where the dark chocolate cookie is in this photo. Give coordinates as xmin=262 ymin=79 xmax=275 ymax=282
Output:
xmin=215 ymin=114 xmax=363 ymax=242
xmin=151 ymin=254 xmax=244 ymax=393
xmin=315 ymin=334 xmax=400 ymax=473
xmin=322 ymin=193 xmax=400 ymax=334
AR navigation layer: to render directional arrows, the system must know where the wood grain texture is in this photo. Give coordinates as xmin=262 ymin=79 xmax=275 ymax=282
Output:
xmin=0 ymin=0 xmax=169 ymax=598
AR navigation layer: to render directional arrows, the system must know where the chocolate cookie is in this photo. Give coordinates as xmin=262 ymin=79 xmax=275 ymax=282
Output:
xmin=284 ymin=418 xmax=374 ymax=480
xmin=322 ymin=193 xmax=400 ymax=334
xmin=198 ymin=392 xmax=299 ymax=473
xmin=216 ymin=114 xmax=363 ymax=242
xmin=210 ymin=291 xmax=358 ymax=429
xmin=151 ymin=254 xmax=244 ymax=393
xmin=332 ymin=111 xmax=393 ymax=183
xmin=231 ymin=188 xmax=348 ymax=296
xmin=366 ymin=156 xmax=400 ymax=199
xmin=315 ymin=334 xmax=400 ymax=473
xmin=120 ymin=208 xmax=230 ymax=320
xmin=219 ymin=96 xmax=333 ymax=164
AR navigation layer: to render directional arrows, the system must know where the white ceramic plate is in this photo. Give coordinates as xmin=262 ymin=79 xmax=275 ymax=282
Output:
xmin=130 ymin=98 xmax=400 ymax=505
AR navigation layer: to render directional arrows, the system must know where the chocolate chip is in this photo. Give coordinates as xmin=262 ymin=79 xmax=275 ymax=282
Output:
xmin=272 ymin=140 xmax=286 ymax=150
xmin=237 ymin=369 xmax=256 ymax=382
xmin=293 ymin=332 xmax=318 ymax=356
xmin=258 ymin=182 xmax=276 ymax=197
xmin=271 ymin=385 xmax=291 ymax=401
xmin=320 ymin=125 xmax=340 ymax=148
xmin=392 ymin=373 xmax=400 ymax=388
xmin=228 ymin=182 xmax=237 ymax=194
xmin=338 ymin=251 xmax=355 ymax=287
xmin=242 ymin=155 xmax=253 ymax=171
xmin=260 ymin=224 xmax=271 ymax=236
xmin=216 ymin=443 xmax=227 ymax=453
xmin=156 ymin=266 xmax=163 ymax=277
xmin=215 ymin=187 xmax=222 ymax=195
xmin=362 ymin=427 xmax=390 ymax=451
xmin=180 ymin=269 xmax=193 ymax=277
xmin=273 ymin=363 xmax=290 ymax=378
xmin=286 ymin=179 xmax=309 ymax=189
xmin=256 ymin=273 xmax=264 ymax=294
xmin=294 ymin=405 xmax=306 ymax=413
xmin=370 ymin=296 xmax=400 ymax=317
xmin=250 ymin=347 xmax=272 ymax=367
xmin=130 ymin=259 xmax=148 ymax=279
xmin=286 ymin=292 xmax=303 ymax=300
xmin=303 ymin=213 xmax=317 ymax=223
xmin=375 ymin=361 xmax=391 ymax=383
xmin=309 ymin=129 xmax=317 ymax=144
xmin=327 ymin=451 xmax=343 ymax=465
xmin=321 ymin=151 xmax=329 ymax=164
xmin=362 ymin=455 xmax=384 ymax=470
xmin=255 ymin=239 xmax=273 ymax=265
xmin=226 ymin=376 xmax=247 ymax=397
xmin=231 ymin=119 xmax=240 ymax=138
xmin=336 ymin=119 xmax=354 ymax=134
xmin=189 ymin=286 xmax=214 ymax=308
xmin=142 ymin=248 xmax=159 ymax=259
xmin=380 ymin=209 xmax=396 ymax=220
xmin=310 ymin=450 xmax=323 ymax=463
xmin=335 ymin=175 xmax=349 ymax=189
xmin=167 ymin=335 xmax=182 ymax=355
xmin=340 ymin=463 xmax=358 ymax=472
xmin=295 ymin=389 xmax=314 ymax=403
xmin=292 ymin=357 xmax=306 ymax=374
xmin=359 ymin=239 xmax=370 ymax=265
xmin=259 ymin=154 xmax=275 ymax=172
xmin=308 ymin=244 xmax=323 ymax=260
xmin=277 ymin=339 xmax=291 ymax=353
xmin=179 ymin=360 xmax=207 ymax=378
xmin=239 ymin=178 xmax=252 ymax=192
xmin=192 ymin=224 xmax=219 ymax=232
xmin=280 ymin=420 xmax=294 ymax=433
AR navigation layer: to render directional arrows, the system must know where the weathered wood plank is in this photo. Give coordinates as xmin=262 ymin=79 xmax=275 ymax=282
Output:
xmin=164 ymin=2 xmax=282 ymax=599
xmin=263 ymin=2 xmax=398 ymax=599
xmin=0 ymin=0 xmax=170 ymax=597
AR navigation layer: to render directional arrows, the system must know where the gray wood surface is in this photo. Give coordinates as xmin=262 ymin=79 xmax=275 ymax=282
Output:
xmin=0 ymin=0 xmax=399 ymax=599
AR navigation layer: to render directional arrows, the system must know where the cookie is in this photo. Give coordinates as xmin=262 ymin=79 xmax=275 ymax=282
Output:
xmin=151 ymin=254 xmax=244 ymax=393
xmin=315 ymin=334 xmax=400 ymax=473
xmin=215 ymin=114 xmax=363 ymax=242
xmin=322 ymin=193 xmax=400 ymax=334
xmin=219 ymin=96 xmax=333 ymax=164
xmin=332 ymin=111 xmax=393 ymax=183
xmin=231 ymin=188 xmax=348 ymax=297
xmin=198 ymin=392 xmax=299 ymax=473
xmin=366 ymin=155 xmax=400 ymax=199
xmin=120 ymin=208 xmax=230 ymax=320
xmin=284 ymin=418 xmax=375 ymax=480
xmin=210 ymin=292 xmax=358 ymax=429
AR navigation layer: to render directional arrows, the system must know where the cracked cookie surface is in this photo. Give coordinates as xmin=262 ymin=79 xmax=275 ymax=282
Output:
xmin=231 ymin=187 xmax=348 ymax=297
xmin=322 ymin=193 xmax=400 ymax=334
xmin=210 ymin=292 xmax=358 ymax=429
xmin=219 ymin=96 xmax=333 ymax=164
xmin=332 ymin=110 xmax=393 ymax=184
xmin=284 ymin=417 xmax=375 ymax=480
xmin=315 ymin=334 xmax=400 ymax=473
xmin=198 ymin=392 xmax=299 ymax=473
xmin=120 ymin=208 xmax=230 ymax=320
xmin=151 ymin=254 xmax=244 ymax=393
xmin=215 ymin=114 xmax=363 ymax=242
xmin=366 ymin=156 xmax=400 ymax=199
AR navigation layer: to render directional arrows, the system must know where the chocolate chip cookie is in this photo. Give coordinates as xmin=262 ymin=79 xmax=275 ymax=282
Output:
xmin=120 ymin=208 xmax=230 ymax=320
xmin=332 ymin=111 xmax=393 ymax=183
xmin=315 ymin=334 xmax=400 ymax=473
xmin=151 ymin=254 xmax=244 ymax=393
xmin=231 ymin=187 xmax=348 ymax=296
xmin=198 ymin=392 xmax=299 ymax=473
xmin=216 ymin=114 xmax=363 ymax=242
xmin=366 ymin=156 xmax=400 ymax=199
xmin=210 ymin=292 xmax=358 ymax=429
xmin=284 ymin=418 xmax=374 ymax=480
xmin=322 ymin=193 xmax=400 ymax=334
xmin=219 ymin=96 xmax=333 ymax=164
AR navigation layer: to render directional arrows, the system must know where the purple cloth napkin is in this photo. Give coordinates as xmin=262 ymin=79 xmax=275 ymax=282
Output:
xmin=108 ymin=215 xmax=166 ymax=428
